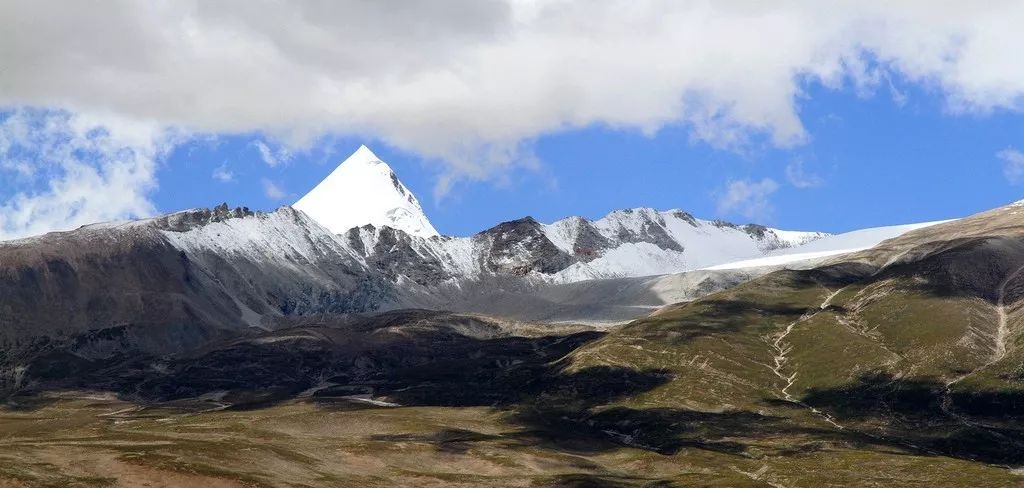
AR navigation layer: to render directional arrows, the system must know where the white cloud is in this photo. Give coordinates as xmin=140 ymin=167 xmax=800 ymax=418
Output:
xmin=785 ymin=159 xmax=824 ymax=188
xmin=998 ymin=148 xmax=1024 ymax=185
xmin=1 ymin=160 xmax=35 ymax=179
xmin=3 ymin=1 xmax=1024 ymax=194
xmin=252 ymin=140 xmax=291 ymax=167
xmin=212 ymin=163 xmax=234 ymax=182
xmin=262 ymin=178 xmax=286 ymax=200
xmin=885 ymin=75 xmax=909 ymax=107
xmin=0 ymin=109 xmax=173 ymax=241
xmin=717 ymin=178 xmax=780 ymax=222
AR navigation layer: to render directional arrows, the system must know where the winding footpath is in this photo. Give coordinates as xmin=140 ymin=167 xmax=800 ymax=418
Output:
xmin=990 ymin=263 xmax=1024 ymax=362
xmin=945 ymin=263 xmax=1024 ymax=392
xmin=767 ymin=287 xmax=845 ymax=430
xmin=939 ymin=262 xmax=1024 ymax=443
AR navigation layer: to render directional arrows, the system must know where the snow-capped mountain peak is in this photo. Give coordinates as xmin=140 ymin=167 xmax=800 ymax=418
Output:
xmin=293 ymin=145 xmax=439 ymax=238
xmin=532 ymin=207 xmax=828 ymax=282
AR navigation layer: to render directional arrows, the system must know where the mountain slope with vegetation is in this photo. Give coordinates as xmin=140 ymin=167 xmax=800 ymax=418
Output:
xmin=1 ymin=203 xmax=1022 ymax=486
xmin=546 ymin=201 xmax=1024 ymax=482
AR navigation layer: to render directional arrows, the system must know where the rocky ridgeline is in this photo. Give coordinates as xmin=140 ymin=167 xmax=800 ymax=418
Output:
xmin=151 ymin=203 xmax=257 ymax=232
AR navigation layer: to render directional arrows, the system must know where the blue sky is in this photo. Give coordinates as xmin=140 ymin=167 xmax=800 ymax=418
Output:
xmin=3 ymin=3 xmax=1024 ymax=239
xmin=151 ymin=80 xmax=1024 ymax=236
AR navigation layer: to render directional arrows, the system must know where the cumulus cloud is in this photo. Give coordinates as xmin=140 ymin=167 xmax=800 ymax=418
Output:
xmin=998 ymin=148 xmax=1024 ymax=185
xmin=3 ymin=1 xmax=1024 ymax=188
xmin=0 ymin=109 xmax=173 ymax=240
xmin=716 ymin=178 xmax=780 ymax=222
xmin=3 ymin=1 xmax=1024 ymax=236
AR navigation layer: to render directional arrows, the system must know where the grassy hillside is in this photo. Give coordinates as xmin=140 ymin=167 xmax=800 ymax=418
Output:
xmin=4 ymin=204 xmax=1024 ymax=486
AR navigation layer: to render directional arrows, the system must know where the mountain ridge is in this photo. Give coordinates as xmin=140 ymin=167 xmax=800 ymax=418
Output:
xmin=4 ymin=198 xmax=1023 ymax=486
xmin=0 ymin=146 xmax=953 ymax=399
xmin=2 ymin=149 xmax=1022 ymax=486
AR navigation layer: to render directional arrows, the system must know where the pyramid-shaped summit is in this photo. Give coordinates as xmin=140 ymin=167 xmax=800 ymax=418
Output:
xmin=293 ymin=145 xmax=439 ymax=238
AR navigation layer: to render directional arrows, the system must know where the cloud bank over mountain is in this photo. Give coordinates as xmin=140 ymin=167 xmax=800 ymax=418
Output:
xmin=3 ymin=1 xmax=1024 ymax=235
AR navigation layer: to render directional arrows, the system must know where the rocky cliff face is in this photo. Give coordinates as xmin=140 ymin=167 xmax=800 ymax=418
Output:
xmin=473 ymin=217 xmax=576 ymax=275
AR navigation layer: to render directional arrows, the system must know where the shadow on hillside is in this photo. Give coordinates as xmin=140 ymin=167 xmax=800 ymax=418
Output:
xmin=380 ymin=363 xmax=672 ymax=408
xmin=370 ymin=371 xmax=899 ymax=458
xmin=7 ymin=316 xmax=873 ymax=459
xmin=368 ymin=360 xmax=868 ymax=457
xmin=619 ymin=298 xmax=808 ymax=345
xmin=620 ymin=296 xmax=852 ymax=346
xmin=800 ymin=371 xmax=1024 ymax=464
xmin=158 ymin=330 xmax=612 ymax=410
xmin=1 ymin=393 xmax=60 ymax=411
xmin=369 ymin=357 xmax=900 ymax=458
xmin=10 ymin=303 xmax=1024 ymax=465
xmin=614 ymin=265 xmax=874 ymax=346
xmin=866 ymin=235 xmax=1024 ymax=304
xmin=508 ymin=406 xmax=780 ymax=456
xmin=538 ymin=474 xmax=633 ymax=488
xmin=3 ymin=313 xmax=608 ymax=409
